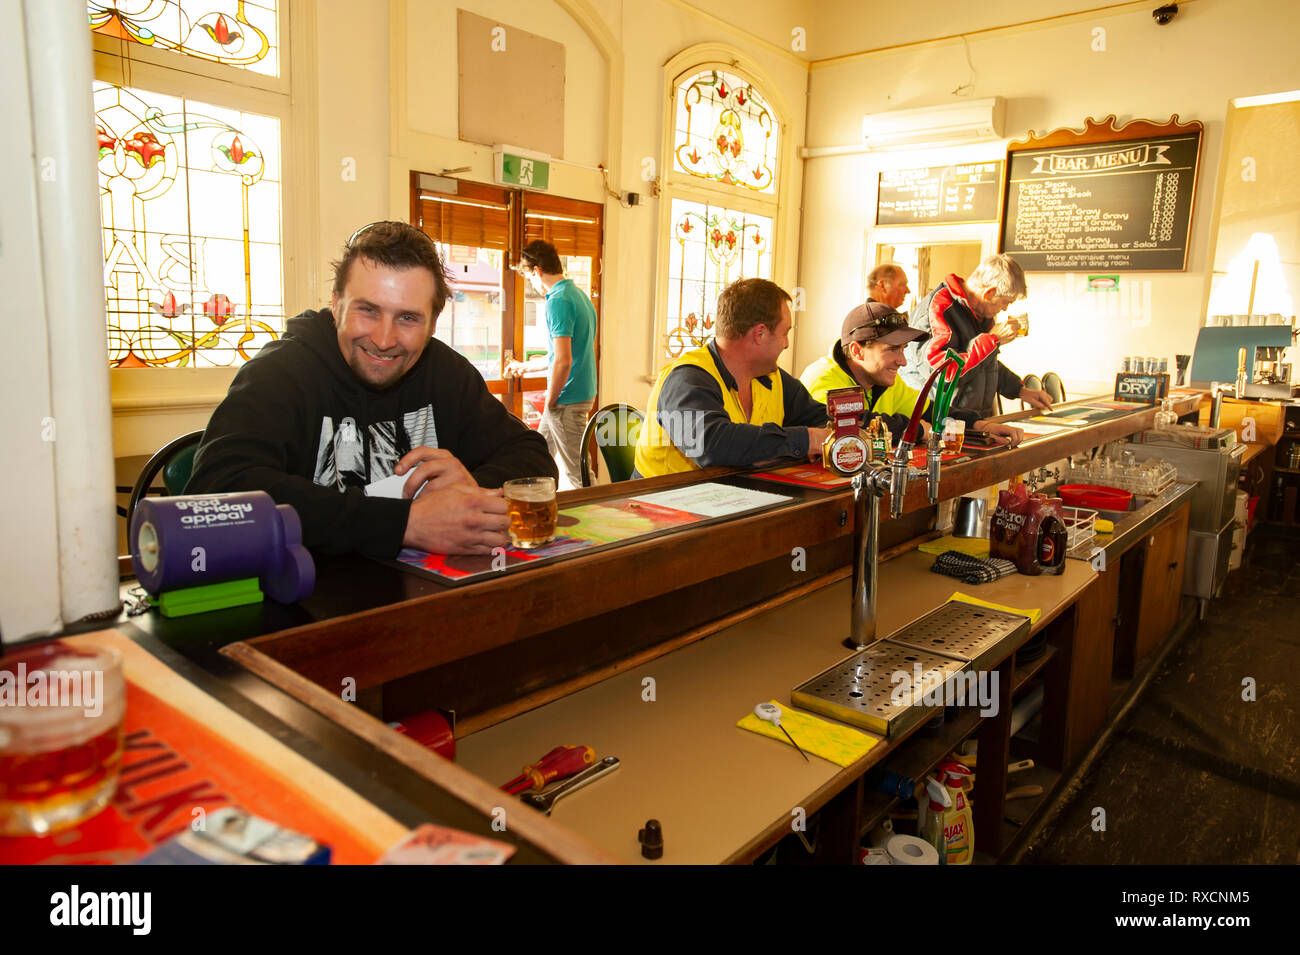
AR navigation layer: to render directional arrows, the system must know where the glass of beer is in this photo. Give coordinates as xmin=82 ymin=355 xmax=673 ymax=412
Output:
xmin=941 ymin=418 xmax=965 ymax=454
xmin=0 ymin=642 xmax=126 ymax=836
xmin=504 ymin=477 xmax=557 ymax=549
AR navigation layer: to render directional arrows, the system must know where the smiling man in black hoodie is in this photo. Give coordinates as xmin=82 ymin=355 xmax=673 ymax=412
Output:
xmin=186 ymin=221 xmax=556 ymax=557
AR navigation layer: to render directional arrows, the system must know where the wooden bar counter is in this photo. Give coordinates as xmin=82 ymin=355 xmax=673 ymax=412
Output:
xmin=452 ymin=552 xmax=1098 ymax=864
xmin=113 ymin=392 xmax=1203 ymax=864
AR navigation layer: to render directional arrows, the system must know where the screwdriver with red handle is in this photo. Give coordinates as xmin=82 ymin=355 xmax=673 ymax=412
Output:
xmin=500 ymin=745 xmax=596 ymax=795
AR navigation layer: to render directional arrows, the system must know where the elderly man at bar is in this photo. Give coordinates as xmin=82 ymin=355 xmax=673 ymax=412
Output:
xmin=801 ymin=301 xmax=1024 ymax=446
xmin=866 ymin=263 xmax=911 ymax=310
xmin=901 ymin=253 xmax=1053 ymax=418
xmin=634 ymin=278 xmax=831 ymax=477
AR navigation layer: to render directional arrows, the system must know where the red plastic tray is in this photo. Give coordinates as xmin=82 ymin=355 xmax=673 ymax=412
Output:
xmin=1058 ymin=484 xmax=1134 ymax=510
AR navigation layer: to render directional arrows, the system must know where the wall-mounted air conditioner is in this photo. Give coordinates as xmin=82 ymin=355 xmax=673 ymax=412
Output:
xmin=861 ymin=97 xmax=1005 ymax=150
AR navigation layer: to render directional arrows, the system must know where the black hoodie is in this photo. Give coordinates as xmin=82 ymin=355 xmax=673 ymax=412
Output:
xmin=186 ymin=309 xmax=556 ymax=557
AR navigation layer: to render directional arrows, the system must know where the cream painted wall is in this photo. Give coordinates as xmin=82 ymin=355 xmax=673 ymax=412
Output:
xmin=345 ymin=0 xmax=812 ymax=413
xmin=316 ymin=0 xmax=389 ymax=302
xmin=798 ymin=0 xmax=1300 ymax=397
xmin=1207 ymin=99 xmax=1300 ymax=317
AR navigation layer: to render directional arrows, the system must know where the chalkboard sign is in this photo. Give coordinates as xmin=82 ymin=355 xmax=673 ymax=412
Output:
xmin=1001 ymin=117 xmax=1202 ymax=272
xmin=877 ymin=161 xmax=1004 ymax=225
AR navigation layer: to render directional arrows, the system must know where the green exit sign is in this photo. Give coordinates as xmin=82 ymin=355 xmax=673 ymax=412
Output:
xmin=495 ymin=147 xmax=550 ymax=191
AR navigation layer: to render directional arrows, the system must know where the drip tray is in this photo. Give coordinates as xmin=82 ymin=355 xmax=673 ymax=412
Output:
xmin=790 ymin=602 xmax=1031 ymax=737
xmin=886 ymin=602 xmax=1032 ymax=672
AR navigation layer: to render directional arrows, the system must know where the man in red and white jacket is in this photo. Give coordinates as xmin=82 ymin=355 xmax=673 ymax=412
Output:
xmin=901 ymin=254 xmax=1054 ymax=419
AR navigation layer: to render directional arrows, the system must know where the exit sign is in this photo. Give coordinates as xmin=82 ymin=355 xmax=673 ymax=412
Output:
xmin=494 ymin=146 xmax=550 ymax=191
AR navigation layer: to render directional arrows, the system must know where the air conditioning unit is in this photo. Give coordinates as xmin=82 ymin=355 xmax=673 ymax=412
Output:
xmin=861 ymin=97 xmax=1005 ymax=150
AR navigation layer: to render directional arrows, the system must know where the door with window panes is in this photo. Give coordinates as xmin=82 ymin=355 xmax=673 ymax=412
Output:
xmin=411 ymin=174 xmax=602 ymax=426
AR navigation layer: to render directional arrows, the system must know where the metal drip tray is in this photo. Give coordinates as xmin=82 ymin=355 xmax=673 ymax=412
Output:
xmin=790 ymin=602 xmax=1031 ymax=737
xmin=791 ymin=642 xmax=968 ymax=737
xmin=885 ymin=602 xmax=1032 ymax=672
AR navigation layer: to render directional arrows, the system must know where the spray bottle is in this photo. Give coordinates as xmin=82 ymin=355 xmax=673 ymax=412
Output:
xmin=933 ymin=761 xmax=975 ymax=865
xmin=921 ymin=777 xmax=952 ymax=864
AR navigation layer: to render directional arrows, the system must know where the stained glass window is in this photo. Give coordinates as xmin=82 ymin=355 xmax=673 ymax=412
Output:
xmin=88 ymin=1 xmax=279 ymax=78
xmin=96 ymin=81 xmax=284 ymax=367
xmin=665 ymin=198 xmax=773 ymax=358
xmin=672 ymin=69 xmax=778 ymax=194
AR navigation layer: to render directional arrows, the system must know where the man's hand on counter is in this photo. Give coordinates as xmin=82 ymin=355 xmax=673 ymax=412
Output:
xmin=974 ymin=420 xmax=1024 ymax=446
xmin=402 ymin=484 xmax=510 ymax=555
xmin=394 ymin=447 xmax=478 ymax=498
xmin=807 ymin=427 xmax=832 ymax=459
xmin=1018 ymin=387 xmax=1054 ymax=412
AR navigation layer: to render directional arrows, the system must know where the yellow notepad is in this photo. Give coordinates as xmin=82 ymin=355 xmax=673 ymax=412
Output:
xmin=918 ymin=535 xmax=990 ymax=558
xmin=947 ymin=592 xmax=1041 ymax=624
xmin=737 ymin=701 xmax=879 ymax=767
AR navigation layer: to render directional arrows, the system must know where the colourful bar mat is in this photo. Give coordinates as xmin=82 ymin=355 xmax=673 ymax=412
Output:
xmin=947 ymin=592 xmax=1042 ymax=625
xmin=737 ymin=700 xmax=879 ymax=767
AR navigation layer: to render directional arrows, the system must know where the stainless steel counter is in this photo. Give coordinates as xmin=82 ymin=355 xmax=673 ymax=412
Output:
xmin=1066 ymin=481 xmax=1197 ymax=567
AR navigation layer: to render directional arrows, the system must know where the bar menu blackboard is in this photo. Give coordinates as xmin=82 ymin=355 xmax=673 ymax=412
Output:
xmin=1001 ymin=131 xmax=1200 ymax=271
xmin=876 ymin=161 xmax=1004 ymax=225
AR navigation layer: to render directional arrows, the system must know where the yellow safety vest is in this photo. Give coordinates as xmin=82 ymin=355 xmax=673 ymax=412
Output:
xmin=799 ymin=345 xmax=928 ymax=417
xmin=635 ymin=345 xmax=786 ymax=477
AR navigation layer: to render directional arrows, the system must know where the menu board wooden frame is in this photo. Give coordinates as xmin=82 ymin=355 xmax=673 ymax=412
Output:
xmin=1001 ymin=115 xmax=1203 ymax=272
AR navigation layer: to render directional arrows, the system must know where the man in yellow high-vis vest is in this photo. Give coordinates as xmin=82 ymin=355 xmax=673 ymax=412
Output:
xmin=634 ymin=279 xmax=832 ymax=478
xmin=800 ymin=301 xmax=1025 ymax=446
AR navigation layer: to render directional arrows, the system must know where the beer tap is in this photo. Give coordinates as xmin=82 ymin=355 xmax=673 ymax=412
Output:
xmin=837 ymin=363 xmax=951 ymax=651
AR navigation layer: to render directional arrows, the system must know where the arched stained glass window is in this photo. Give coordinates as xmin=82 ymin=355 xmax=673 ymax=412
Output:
xmin=659 ymin=62 xmax=783 ymax=363
xmin=87 ymin=0 xmax=279 ymax=77
xmin=96 ymin=83 xmax=284 ymax=368
xmin=90 ymin=0 xmax=293 ymax=368
xmin=672 ymin=69 xmax=778 ymax=194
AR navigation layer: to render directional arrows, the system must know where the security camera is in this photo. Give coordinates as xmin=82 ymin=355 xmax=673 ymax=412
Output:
xmin=1152 ymin=3 xmax=1178 ymax=24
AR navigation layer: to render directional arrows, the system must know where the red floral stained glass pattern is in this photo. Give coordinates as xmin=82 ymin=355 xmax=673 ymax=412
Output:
xmin=87 ymin=1 xmax=278 ymax=78
xmin=665 ymin=198 xmax=772 ymax=358
xmin=96 ymin=82 xmax=284 ymax=368
xmin=672 ymin=69 xmax=777 ymax=193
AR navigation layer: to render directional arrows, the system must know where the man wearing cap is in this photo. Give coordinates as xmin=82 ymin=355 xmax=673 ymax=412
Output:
xmin=504 ymin=239 xmax=598 ymax=489
xmin=634 ymin=278 xmax=831 ymax=478
xmin=801 ymin=301 xmax=1024 ymax=445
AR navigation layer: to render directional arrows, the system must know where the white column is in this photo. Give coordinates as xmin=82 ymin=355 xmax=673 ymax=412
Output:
xmin=0 ymin=0 xmax=61 ymax=643
xmin=25 ymin=0 xmax=120 ymax=626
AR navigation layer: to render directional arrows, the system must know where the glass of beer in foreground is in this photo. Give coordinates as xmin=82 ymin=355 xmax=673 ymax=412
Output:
xmin=504 ymin=477 xmax=558 ymax=549
xmin=941 ymin=417 xmax=966 ymax=454
xmin=0 ymin=642 xmax=126 ymax=836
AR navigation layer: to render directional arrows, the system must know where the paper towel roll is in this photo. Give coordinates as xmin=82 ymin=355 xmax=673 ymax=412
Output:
xmin=884 ymin=833 xmax=939 ymax=866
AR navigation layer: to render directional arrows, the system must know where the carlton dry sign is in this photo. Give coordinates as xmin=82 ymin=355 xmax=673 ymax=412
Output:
xmin=1113 ymin=372 xmax=1170 ymax=404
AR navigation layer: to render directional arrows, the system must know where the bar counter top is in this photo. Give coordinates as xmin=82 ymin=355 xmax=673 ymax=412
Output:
xmin=453 ymin=548 xmax=1097 ymax=864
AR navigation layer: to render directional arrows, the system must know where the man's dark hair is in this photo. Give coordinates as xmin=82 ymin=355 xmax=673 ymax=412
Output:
xmin=331 ymin=221 xmax=453 ymax=318
xmin=519 ymin=239 xmax=563 ymax=275
xmin=715 ymin=277 xmax=792 ymax=340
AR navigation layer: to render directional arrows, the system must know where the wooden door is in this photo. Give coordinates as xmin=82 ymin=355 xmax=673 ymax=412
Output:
xmin=410 ymin=175 xmax=603 ymax=427
xmin=1134 ymin=503 xmax=1190 ymax=664
xmin=411 ymin=178 xmax=518 ymax=410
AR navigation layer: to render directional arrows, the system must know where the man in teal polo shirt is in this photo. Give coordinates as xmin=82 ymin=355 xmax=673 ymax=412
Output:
xmin=505 ymin=239 xmax=597 ymax=488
